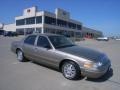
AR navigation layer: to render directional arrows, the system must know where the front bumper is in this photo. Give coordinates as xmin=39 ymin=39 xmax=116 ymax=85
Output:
xmin=80 ymin=64 xmax=111 ymax=78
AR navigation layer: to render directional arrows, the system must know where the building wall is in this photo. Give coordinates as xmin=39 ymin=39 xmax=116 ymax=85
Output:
xmin=15 ymin=6 xmax=82 ymax=37
xmin=23 ymin=7 xmax=37 ymax=17
xmin=82 ymin=27 xmax=103 ymax=38
xmin=3 ymin=23 xmax=16 ymax=31
xmin=0 ymin=23 xmax=4 ymax=29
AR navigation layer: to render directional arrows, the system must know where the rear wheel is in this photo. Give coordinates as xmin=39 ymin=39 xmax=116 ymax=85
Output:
xmin=62 ymin=61 xmax=81 ymax=80
xmin=16 ymin=50 xmax=26 ymax=62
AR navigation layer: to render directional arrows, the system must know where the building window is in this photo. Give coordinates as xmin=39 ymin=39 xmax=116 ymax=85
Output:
xmin=27 ymin=9 xmax=31 ymax=13
xmin=77 ymin=25 xmax=82 ymax=30
xmin=45 ymin=16 xmax=56 ymax=25
xmin=56 ymin=30 xmax=64 ymax=35
xmin=36 ymin=16 xmax=42 ymax=24
xmin=44 ymin=28 xmax=50 ymax=33
xmin=63 ymin=12 xmax=67 ymax=15
xmin=36 ymin=28 xmax=42 ymax=33
xmin=67 ymin=31 xmax=74 ymax=37
xmin=25 ymin=28 xmax=35 ymax=34
xmin=16 ymin=19 xmax=25 ymax=26
xmin=16 ymin=28 xmax=25 ymax=35
xmin=75 ymin=32 xmax=82 ymax=38
xmin=62 ymin=31 xmax=74 ymax=37
xmin=68 ymin=22 xmax=76 ymax=29
xmin=44 ymin=28 xmax=75 ymax=38
xmin=26 ymin=17 xmax=35 ymax=24
xmin=57 ymin=19 xmax=67 ymax=27
xmin=44 ymin=28 xmax=57 ymax=34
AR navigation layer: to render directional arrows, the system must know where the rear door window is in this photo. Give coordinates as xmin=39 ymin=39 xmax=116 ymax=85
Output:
xmin=37 ymin=36 xmax=51 ymax=48
xmin=24 ymin=35 xmax=37 ymax=45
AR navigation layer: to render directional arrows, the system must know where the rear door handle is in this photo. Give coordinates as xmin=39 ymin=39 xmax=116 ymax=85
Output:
xmin=34 ymin=47 xmax=38 ymax=52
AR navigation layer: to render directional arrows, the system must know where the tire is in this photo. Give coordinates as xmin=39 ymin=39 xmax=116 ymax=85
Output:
xmin=62 ymin=61 xmax=81 ymax=80
xmin=16 ymin=50 xmax=26 ymax=62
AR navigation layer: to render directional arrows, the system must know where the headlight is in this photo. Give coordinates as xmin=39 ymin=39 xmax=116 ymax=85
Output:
xmin=84 ymin=61 xmax=102 ymax=69
xmin=84 ymin=62 xmax=94 ymax=69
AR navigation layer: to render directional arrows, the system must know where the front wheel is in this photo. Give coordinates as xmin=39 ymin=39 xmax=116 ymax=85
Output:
xmin=62 ymin=61 xmax=81 ymax=80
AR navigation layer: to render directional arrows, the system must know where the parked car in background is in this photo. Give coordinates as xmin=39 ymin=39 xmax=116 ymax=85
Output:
xmin=96 ymin=37 xmax=109 ymax=41
xmin=11 ymin=34 xmax=111 ymax=80
xmin=4 ymin=31 xmax=18 ymax=37
xmin=115 ymin=38 xmax=120 ymax=41
xmin=12 ymin=32 xmax=18 ymax=36
xmin=0 ymin=30 xmax=5 ymax=35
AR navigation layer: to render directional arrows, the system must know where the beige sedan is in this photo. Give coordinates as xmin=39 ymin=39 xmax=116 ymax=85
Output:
xmin=11 ymin=34 xmax=111 ymax=80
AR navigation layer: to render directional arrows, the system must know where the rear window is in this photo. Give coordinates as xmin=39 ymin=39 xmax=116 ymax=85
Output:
xmin=24 ymin=35 xmax=36 ymax=45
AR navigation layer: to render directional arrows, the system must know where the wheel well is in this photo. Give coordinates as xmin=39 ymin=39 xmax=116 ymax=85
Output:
xmin=59 ymin=59 xmax=80 ymax=71
xmin=16 ymin=48 xmax=21 ymax=54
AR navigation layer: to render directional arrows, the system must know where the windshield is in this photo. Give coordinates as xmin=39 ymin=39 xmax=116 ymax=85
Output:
xmin=48 ymin=36 xmax=75 ymax=49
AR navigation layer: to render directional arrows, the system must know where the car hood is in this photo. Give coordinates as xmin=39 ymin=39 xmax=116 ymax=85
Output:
xmin=58 ymin=45 xmax=104 ymax=62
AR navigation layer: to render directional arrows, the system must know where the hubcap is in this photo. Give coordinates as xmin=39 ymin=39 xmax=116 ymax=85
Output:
xmin=17 ymin=51 xmax=23 ymax=61
xmin=63 ymin=63 xmax=76 ymax=78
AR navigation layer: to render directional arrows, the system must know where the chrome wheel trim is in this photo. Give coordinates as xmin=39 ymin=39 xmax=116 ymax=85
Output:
xmin=17 ymin=50 xmax=23 ymax=61
xmin=63 ymin=63 xmax=76 ymax=79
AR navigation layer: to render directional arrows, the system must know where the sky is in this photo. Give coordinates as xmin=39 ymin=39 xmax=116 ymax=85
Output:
xmin=0 ymin=0 xmax=120 ymax=36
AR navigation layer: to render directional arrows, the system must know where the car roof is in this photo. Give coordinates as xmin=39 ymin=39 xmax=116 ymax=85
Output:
xmin=28 ymin=33 xmax=63 ymax=37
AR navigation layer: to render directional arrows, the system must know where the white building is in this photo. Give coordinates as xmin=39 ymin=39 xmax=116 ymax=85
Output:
xmin=0 ymin=23 xmax=4 ymax=29
xmin=3 ymin=23 xmax=16 ymax=32
xmin=82 ymin=27 xmax=103 ymax=38
xmin=2 ymin=6 xmax=102 ymax=38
